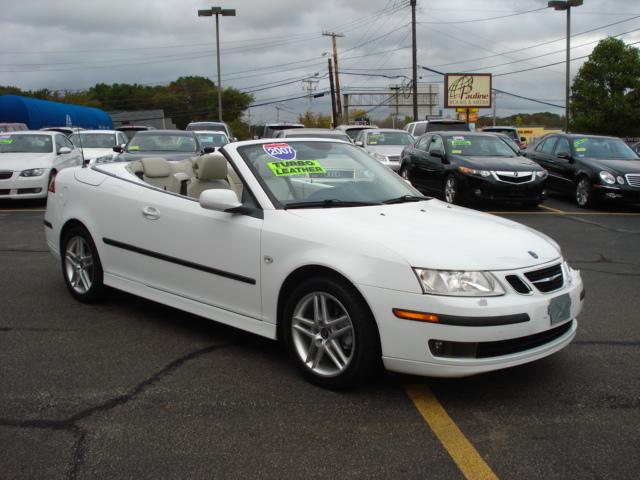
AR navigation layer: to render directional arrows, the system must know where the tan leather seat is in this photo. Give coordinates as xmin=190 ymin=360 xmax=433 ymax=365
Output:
xmin=140 ymin=157 xmax=173 ymax=190
xmin=188 ymin=153 xmax=231 ymax=198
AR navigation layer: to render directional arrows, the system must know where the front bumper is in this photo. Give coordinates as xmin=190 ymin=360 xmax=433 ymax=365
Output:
xmin=458 ymin=174 xmax=546 ymax=203
xmin=593 ymin=184 xmax=640 ymax=203
xmin=358 ymin=262 xmax=583 ymax=377
xmin=0 ymin=170 xmax=50 ymax=199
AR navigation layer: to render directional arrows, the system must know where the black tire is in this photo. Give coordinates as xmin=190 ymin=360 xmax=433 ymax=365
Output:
xmin=575 ymin=176 xmax=597 ymax=208
xmin=61 ymin=226 xmax=105 ymax=303
xmin=443 ymin=174 xmax=460 ymax=205
xmin=281 ymin=276 xmax=381 ymax=389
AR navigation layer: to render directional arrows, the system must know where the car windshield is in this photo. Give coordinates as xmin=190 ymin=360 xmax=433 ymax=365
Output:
xmin=444 ymin=135 xmax=516 ymax=157
xmin=126 ymin=134 xmax=198 ymax=153
xmin=571 ymin=137 xmax=638 ymax=160
xmin=70 ymin=133 xmax=117 ymax=148
xmin=497 ymin=135 xmax=520 ymax=153
xmin=238 ymin=141 xmax=423 ymax=208
xmin=0 ymin=134 xmax=53 ymax=153
xmin=366 ymin=132 xmax=413 ymax=146
xmin=196 ymin=132 xmax=228 ymax=148
xmin=345 ymin=128 xmax=371 ymax=141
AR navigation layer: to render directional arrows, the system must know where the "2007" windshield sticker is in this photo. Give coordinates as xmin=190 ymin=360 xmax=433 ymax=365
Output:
xmin=267 ymin=160 xmax=326 ymax=176
xmin=263 ymin=143 xmax=296 ymax=160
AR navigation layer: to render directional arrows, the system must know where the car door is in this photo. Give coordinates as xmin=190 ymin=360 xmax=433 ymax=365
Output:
xmin=423 ymin=134 xmax=447 ymax=193
xmin=549 ymin=136 xmax=576 ymax=194
xmin=407 ymin=134 xmax=432 ymax=189
xmin=528 ymin=136 xmax=558 ymax=189
xmin=98 ymin=168 xmax=263 ymax=320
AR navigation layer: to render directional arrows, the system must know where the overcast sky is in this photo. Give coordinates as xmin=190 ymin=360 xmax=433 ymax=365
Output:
xmin=2 ymin=0 xmax=639 ymax=124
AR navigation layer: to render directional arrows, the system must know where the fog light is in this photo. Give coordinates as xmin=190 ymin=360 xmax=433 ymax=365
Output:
xmin=474 ymin=189 xmax=482 ymax=196
xmin=432 ymin=340 xmax=445 ymax=355
xmin=617 ymin=176 xmax=625 ymax=185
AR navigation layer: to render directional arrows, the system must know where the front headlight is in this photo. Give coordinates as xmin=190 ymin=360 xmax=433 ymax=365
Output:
xmin=536 ymin=170 xmax=548 ymax=178
xmin=599 ymin=171 xmax=616 ymax=185
xmin=458 ymin=166 xmax=490 ymax=177
xmin=413 ymin=268 xmax=505 ymax=296
xmin=20 ymin=168 xmax=46 ymax=177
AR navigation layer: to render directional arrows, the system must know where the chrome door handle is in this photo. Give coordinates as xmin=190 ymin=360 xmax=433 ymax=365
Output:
xmin=142 ymin=206 xmax=160 ymax=220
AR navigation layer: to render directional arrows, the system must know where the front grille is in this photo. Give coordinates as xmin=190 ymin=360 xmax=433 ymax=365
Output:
xmin=428 ymin=320 xmax=573 ymax=359
xmin=495 ymin=171 xmax=533 ymax=184
xmin=0 ymin=189 xmax=9 ymax=195
xmin=505 ymin=275 xmax=531 ymax=294
xmin=626 ymin=173 xmax=640 ymax=187
xmin=524 ymin=263 xmax=563 ymax=293
xmin=387 ymin=155 xmax=400 ymax=162
xmin=0 ymin=171 xmax=13 ymax=180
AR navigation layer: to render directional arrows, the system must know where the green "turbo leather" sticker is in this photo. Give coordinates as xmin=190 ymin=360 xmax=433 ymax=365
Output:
xmin=267 ymin=160 xmax=326 ymax=176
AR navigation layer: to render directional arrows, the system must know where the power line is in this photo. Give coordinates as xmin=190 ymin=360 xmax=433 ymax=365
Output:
xmin=417 ymin=7 xmax=547 ymax=25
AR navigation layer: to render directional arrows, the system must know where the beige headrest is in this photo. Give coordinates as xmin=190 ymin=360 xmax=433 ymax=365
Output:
xmin=195 ymin=153 xmax=227 ymax=181
xmin=141 ymin=157 xmax=171 ymax=178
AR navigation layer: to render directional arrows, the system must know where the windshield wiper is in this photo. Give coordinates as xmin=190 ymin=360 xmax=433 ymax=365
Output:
xmin=382 ymin=194 xmax=431 ymax=204
xmin=284 ymin=199 xmax=382 ymax=209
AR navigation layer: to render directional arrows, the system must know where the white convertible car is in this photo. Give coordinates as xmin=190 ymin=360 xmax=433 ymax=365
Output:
xmin=44 ymin=139 xmax=584 ymax=389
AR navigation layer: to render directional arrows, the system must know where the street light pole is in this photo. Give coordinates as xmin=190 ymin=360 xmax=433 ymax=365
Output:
xmin=548 ymin=0 xmax=582 ymax=133
xmin=198 ymin=6 xmax=236 ymax=122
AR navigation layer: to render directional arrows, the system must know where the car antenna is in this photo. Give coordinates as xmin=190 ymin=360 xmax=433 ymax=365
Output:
xmin=76 ymin=128 xmax=88 ymax=168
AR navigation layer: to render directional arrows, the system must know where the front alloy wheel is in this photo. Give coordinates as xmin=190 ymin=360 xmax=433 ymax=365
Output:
xmin=575 ymin=177 xmax=596 ymax=208
xmin=444 ymin=175 xmax=458 ymax=204
xmin=282 ymin=277 xmax=381 ymax=389
xmin=291 ymin=292 xmax=355 ymax=378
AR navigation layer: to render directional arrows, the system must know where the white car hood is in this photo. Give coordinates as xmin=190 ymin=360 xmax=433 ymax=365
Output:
xmin=0 ymin=153 xmax=53 ymax=171
xmin=287 ymin=200 xmax=560 ymax=271
xmin=79 ymin=147 xmax=114 ymax=160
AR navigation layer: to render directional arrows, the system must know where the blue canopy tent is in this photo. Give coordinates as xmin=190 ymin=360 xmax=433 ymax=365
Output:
xmin=0 ymin=95 xmax=113 ymax=130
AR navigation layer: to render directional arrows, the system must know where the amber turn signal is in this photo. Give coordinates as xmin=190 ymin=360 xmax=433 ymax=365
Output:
xmin=392 ymin=309 xmax=439 ymax=323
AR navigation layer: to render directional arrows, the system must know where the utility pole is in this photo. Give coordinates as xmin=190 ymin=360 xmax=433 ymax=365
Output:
xmin=323 ymin=31 xmax=344 ymax=124
xmin=328 ymin=59 xmax=338 ymax=127
xmin=390 ymin=85 xmax=401 ymax=128
xmin=410 ymin=0 xmax=418 ymax=121
xmin=492 ymin=91 xmax=497 ymax=126
xmin=301 ymin=76 xmax=319 ymax=112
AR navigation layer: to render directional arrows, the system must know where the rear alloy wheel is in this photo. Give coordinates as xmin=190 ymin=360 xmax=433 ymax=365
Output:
xmin=61 ymin=226 xmax=105 ymax=303
xmin=282 ymin=277 xmax=380 ymax=389
xmin=443 ymin=175 xmax=459 ymax=204
xmin=575 ymin=177 xmax=596 ymax=208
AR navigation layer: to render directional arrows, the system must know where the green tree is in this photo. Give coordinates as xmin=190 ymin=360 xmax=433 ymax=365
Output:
xmin=570 ymin=37 xmax=640 ymax=136
xmin=297 ymin=112 xmax=332 ymax=128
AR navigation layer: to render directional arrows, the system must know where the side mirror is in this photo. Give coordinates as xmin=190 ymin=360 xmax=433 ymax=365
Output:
xmin=113 ymin=145 xmax=124 ymax=153
xmin=199 ymin=189 xmax=242 ymax=212
xmin=203 ymin=147 xmax=216 ymax=154
xmin=355 ymin=141 xmax=364 ymax=147
xmin=58 ymin=146 xmax=72 ymax=155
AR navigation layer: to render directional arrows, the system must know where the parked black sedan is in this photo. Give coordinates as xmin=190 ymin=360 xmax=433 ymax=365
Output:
xmin=399 ymin=132 xmax=547 ymax=206
xmin=523 ymin=133 xmax=640 ymax=208
xmin=113 ymin=130 xmax=210 ymax=162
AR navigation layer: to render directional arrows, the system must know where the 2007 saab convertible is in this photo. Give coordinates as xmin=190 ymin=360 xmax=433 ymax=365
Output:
xmin=44 ymin=139 xmax=584 ymax=389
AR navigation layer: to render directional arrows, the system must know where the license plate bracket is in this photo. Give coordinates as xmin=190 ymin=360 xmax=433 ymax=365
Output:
xmin=549 ymin=293 xmax=571 ymax=325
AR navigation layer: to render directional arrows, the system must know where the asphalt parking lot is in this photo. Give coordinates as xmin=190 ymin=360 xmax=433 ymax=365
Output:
xmin=1 ymin=196 xmax=639 ymax=480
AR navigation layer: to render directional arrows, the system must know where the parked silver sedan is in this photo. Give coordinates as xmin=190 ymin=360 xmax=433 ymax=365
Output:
xmin=354 ymin=128 xmax=414 ymax=172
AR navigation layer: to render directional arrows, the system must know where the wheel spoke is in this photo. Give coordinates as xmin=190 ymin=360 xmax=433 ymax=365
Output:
xmin=319 ymin=294 xmax=329 ymax=324
xmin=79 ymin=269 xmax=92 ymax=291
xmin=311 ymin=344 xmax=324 ymax=369
xmin=326 ymin=314 xmax=349 ymax=327
xmin=294 ymin=315 xmax=314 ymax=328
xmin=65 ymin=252 xmax=78 ymax=268
xmin=313 ymin=295 xmax=321 ymax=326
xmin=305 ymin=341 xmax=317 ymax=364
xmin=324 ymin=342 xmax=344 ymax=370
xmin=330 ymin=324 xmax=353 ymax=339
xmin=292 ymin=323 xmax=315 ymax=339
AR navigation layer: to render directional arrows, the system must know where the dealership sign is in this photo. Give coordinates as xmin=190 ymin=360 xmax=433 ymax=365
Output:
xmin=445 ymin=73 xmax=492 ymax=109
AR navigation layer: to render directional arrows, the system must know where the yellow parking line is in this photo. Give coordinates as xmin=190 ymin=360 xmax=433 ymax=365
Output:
xmin=539 ymin=204 xmax=565 ymax=213
xmin=405 ymin=384 xmax=499 ymax=480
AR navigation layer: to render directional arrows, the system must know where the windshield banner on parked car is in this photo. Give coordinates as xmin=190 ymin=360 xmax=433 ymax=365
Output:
xmin=263 ymin=143 xmax=297 ymax=161
xmin=268 ymin=160 xmax=326 ymax=176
